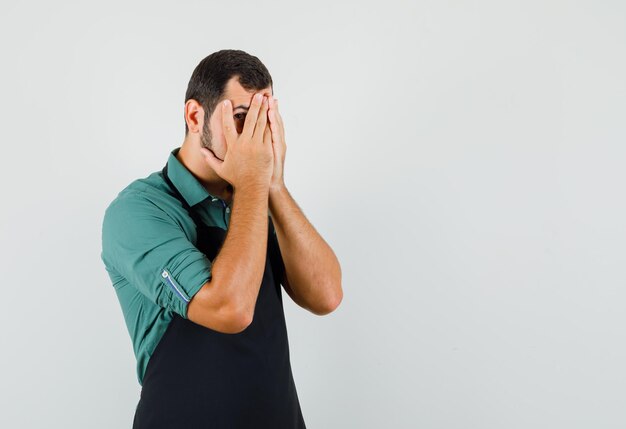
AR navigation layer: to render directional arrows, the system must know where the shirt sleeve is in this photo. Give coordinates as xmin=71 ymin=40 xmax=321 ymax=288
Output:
xmin=101 ymin=192 xmax=212 ymax=319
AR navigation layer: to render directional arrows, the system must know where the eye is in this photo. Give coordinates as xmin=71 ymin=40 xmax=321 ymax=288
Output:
xmin=234 ymin=113 xmax=246 ymax=121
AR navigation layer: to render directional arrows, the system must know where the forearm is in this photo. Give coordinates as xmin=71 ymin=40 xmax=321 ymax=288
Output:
xmin=211 ymin=185 xmax=269 ymax=319
xmin=269 ymin=185 xmax=343 ymax=313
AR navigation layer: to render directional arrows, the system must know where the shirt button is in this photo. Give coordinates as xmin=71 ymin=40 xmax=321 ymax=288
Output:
xmin=226 ymin=207 xmax=231 ymax=213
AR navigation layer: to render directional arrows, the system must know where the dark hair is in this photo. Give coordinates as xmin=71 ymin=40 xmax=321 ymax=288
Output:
xmin=184 ymin=49 xmax=273 ymax=136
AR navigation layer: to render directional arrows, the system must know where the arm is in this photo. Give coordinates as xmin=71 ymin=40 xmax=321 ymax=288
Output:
xmin=264 ymin=94 xmax=342 ymax=315
xmin=187 ymin=185 xmax=269 ymax=333
xmin=190 ymin=91 xmax=274 ymax=333
xmin=269 ymin=185 xmax=343 ymax=315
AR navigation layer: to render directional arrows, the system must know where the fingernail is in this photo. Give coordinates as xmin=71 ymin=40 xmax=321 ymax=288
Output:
xmin=223 ymin=100 xmax=228 ymax=107
xmin=255 ymin=93 xmax=262 ymax=102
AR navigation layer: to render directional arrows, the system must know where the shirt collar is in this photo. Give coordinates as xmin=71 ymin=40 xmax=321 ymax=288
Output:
xmin=165 ymin=146 xmax=217 ymax=207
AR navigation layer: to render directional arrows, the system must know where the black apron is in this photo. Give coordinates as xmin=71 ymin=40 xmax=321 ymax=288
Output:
xmin=132 ymin=162 xmax=306 ymax=428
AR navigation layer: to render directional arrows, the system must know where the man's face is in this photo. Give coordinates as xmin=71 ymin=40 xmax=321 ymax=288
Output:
xmin=200 ymin=76 xmax=273 ymax=162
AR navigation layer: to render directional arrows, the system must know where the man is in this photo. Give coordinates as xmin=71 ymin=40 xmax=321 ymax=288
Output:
xmin=100 ymin=49 xmax=343 ymax=428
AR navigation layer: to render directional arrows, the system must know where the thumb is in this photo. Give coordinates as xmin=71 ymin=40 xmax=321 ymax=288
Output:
xmin=199 ymin=147 xmax=224 ymax=175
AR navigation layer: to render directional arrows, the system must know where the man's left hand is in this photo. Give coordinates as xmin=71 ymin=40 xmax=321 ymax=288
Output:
xmin=267 ymin=95 xmax=286 ymax=192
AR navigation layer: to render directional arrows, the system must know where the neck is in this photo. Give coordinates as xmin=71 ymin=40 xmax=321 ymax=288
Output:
xmin=176 ymin=139 xmax=233 ymax=204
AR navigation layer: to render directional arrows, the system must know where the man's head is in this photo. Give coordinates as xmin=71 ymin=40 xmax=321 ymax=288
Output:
xmin=183 ymin=50 xmax=273 ymax=161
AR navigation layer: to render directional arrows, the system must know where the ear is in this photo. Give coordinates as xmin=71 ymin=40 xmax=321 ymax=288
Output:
xmin=185 ymin=99 xmax=204 ymax=133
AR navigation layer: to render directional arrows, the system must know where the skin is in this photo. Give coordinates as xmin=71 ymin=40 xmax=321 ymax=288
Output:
xmin=180 ymin=75 xmax=343 ymax=324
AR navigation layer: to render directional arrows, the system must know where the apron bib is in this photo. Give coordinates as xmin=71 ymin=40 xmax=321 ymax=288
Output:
xmin=132 ymin=162 xmax=306 ymax=428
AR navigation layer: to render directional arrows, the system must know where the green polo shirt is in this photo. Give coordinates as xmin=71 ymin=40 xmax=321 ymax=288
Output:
xmin=101 ymin=146 xmax=253 ymax=386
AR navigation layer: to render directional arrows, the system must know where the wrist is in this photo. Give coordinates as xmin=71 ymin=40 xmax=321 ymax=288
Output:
xmin=269 ymin=181 xmax=287 ymax=196
xmin=268 ymin=183 xmax=289 ymax=216
xmin=234 ymin=182 xmax=270 ymax=199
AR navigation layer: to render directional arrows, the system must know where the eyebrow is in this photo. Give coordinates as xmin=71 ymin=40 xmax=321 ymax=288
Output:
xmin=233 ymin=105 xmax=249 ymax=111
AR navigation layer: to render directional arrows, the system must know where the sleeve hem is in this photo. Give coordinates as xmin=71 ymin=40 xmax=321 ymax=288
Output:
xmin=181 ymin=273 xmax=212 ymax=319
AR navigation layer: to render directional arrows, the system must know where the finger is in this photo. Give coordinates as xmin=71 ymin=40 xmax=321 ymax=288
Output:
xmin=263 ymin=123 xmax=274 ymax=156
xmin=269 ymin=100 xmax=283 ymax=136
xmin=268 ymin=108 xmax=280 ymax=142
xmin=263 ymin=120 xmax=272 ymax=146
xmin=269 ymin=98 xmax=281 ymax=130
xmin=199 ymin=147 xmax=223 ymax=174
xmin=220 ymin=99 xmax=237 ymax=146
xmin=253 ymin=96 xmax=269 ymax=142
xmin=274 ymin=98 xmax=284 ymax=128
xmin=241 ymin=92 xmax=264 ymax=142
xmin=267 ymin=96 xmax=275 ymax=123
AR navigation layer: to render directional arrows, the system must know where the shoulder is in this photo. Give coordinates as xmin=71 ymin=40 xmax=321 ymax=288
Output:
xmin=103 ymin=171 xmax=175 ymax=220
xmin=101 ymin=172 xmax=177 ymax=249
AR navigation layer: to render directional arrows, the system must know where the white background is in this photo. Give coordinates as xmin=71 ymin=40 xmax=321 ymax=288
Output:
xmin=1 ymin=1 xmax=625 ymax=428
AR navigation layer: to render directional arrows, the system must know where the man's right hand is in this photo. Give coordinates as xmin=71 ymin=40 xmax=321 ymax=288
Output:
xmin=200 ymin=92 xmax=274 ymax=191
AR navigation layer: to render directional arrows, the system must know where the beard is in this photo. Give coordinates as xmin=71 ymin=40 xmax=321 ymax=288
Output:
xmin=200 ymin=115 xmax=224 ymax=161
xmin=200 ymin=114 xmax=231 ymax=194
xmin=200 ymin=117 xmax=213 ymax=151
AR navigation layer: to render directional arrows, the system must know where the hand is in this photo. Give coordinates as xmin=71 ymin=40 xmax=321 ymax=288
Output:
xmin=267 ymin=95 xmax=287 ymax=191
xmin=200 ymin=93 xmax=274 ymax=191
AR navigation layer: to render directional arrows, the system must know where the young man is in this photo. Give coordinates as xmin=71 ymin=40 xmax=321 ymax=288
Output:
xmin=100 ymin=50 xmax=343 ymax=428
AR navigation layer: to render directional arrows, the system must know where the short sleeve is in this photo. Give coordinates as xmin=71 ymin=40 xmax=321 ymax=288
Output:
xmin=101 ymin=193 xmax=212 ymax=319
